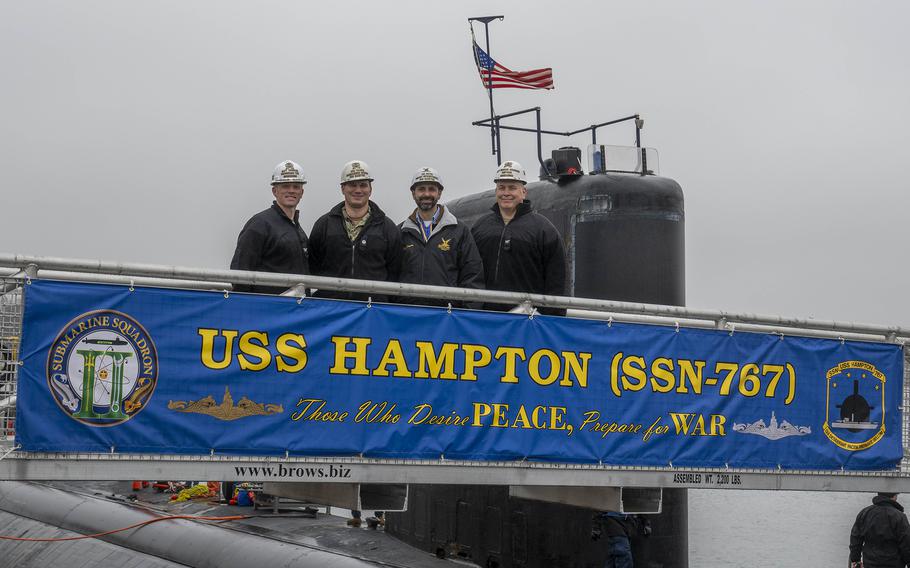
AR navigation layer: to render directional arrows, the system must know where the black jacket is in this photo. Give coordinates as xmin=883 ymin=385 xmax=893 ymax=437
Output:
xmin=850 ymin=495 xmax=910 ymax=568
xmin=230 ymin=202 xmax=309 ymax=294
xmin=309 ymin=200 xmax=403 ymax=302
xmin=592 ymin=512 xmax=651 ymax=540
xmin=398 ymin=206 xmax=484 ymax=308
xmin=470 ymin=200 xmax=567 ymax=316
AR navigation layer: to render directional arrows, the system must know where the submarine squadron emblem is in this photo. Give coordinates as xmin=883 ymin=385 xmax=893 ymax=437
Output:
xmin=46 ymin=310 xmax=158 ymax=427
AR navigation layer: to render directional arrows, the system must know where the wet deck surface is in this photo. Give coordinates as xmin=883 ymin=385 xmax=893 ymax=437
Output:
xmin=0 ymin=508 xmax=186 ymax=568
xmin=42 ymin=481 xmax=460 ymax=568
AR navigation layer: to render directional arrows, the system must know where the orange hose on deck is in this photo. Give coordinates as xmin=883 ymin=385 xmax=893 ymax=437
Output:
xmin=0 ymin=514 xmax=251 ymax=542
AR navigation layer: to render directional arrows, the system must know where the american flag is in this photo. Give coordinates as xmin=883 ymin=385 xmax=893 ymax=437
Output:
xmin=473 ymin=41 xmax=554 ymax=90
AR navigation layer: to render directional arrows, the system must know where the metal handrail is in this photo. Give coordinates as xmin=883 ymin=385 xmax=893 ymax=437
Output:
xmin=472 ymin=109 xmax=644 ymax=172
xmin=1 ymin=252 xmax=908 ymax=343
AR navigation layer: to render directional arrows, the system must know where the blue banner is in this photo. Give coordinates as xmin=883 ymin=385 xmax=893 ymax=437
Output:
xmin=15 ymin=280 xmax=905 ymax=470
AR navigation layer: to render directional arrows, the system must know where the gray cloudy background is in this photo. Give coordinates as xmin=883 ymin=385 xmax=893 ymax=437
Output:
xmin=1 ymin=2 xmax=908 ymax=564
xmin=2 ymin=0 xmax=907 ymax=328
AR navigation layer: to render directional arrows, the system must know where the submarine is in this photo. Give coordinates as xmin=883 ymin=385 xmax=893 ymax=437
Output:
xmin=384 ymin=142 xmax=688 ymax=567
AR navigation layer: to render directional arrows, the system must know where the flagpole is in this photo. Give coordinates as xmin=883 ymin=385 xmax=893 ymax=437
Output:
xmin=469 ymin=15 xmax=503 ymax=162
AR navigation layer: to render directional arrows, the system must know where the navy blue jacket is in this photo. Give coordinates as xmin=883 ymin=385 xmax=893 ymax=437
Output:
xmin=398 ymin=205 xmax=484 ymax=308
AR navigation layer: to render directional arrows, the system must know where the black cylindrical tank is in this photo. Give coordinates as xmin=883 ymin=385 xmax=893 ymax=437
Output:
xmin=448 ymin=172 xmax=685 ymax=305
xmin=387 ymin=171 xmax=687 ymax=568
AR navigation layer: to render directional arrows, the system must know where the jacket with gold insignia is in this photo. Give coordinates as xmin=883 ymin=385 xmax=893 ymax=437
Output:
xmin=398 ymin=205 xmax=484 ymax=308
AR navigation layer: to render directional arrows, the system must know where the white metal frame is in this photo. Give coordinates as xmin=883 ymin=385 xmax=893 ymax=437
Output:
xmin=1 ymin=253 xmax=908 ymax=491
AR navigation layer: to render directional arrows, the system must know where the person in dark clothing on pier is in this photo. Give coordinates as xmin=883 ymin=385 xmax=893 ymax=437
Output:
xmin=592 ymin=511 xmax=651 ymax=568
xmin=850 ymin=492 xmax=910 ymax=568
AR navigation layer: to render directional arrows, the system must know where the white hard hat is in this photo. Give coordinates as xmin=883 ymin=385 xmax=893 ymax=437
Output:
xmin=494 ymin=160 xmax=527 ymax=184
xmin=271 ymin=160 xmax=307 ymax=185
xmin=410 ymin=167 xmax=444 ymax=190
xmin=340 ymin=160 xmax=373 ymax=184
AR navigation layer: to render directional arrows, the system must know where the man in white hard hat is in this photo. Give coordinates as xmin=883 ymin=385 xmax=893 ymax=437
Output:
xmin=230 ymin=160 xmax=309 ymax=293
xmin=309 ymin=160 xmax=402 ymax=302
xmin=398 ymin=167 xmax=484 ymax=307
xmin=470 ymin=160 xmax=567 ymax=315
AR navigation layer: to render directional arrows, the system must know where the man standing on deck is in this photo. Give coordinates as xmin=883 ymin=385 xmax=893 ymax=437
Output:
xmin=470 ymin=160 xmax=567 ymax=316
xmin=308 ymin=160 xmax=402 ymax=303
xmin=230 ymin=160 xmax=309 ymax=294
xmin=592 ymin=512 xmax=651 ymax=568
xmin=850 ymin=492 xmax=910 ymax=567
xmin=398 ymin=166 xmax=484 ymax=308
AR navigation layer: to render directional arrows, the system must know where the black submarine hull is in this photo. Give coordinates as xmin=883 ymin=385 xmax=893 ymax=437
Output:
xmin=387 ymin=171 xmax=687 ymax=568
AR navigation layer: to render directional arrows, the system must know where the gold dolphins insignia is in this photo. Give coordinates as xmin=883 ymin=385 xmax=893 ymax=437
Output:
xmin=168 ymin=387 xmax=283 ymax=421
xmin=124 ymin=377 xmax=153 ymax=414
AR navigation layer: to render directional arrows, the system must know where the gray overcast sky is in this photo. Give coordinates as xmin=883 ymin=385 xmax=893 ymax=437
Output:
xmin=1 ymin=0 xmax=908 ymax=328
